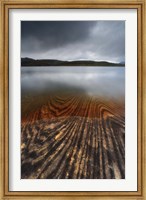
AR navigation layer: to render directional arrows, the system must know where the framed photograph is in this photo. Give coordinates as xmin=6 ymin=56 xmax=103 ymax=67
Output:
xmin=0 ymin=0 xmax=145 ymax=199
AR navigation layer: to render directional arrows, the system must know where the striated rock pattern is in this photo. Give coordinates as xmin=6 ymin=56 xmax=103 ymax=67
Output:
xmin=21 ymin=94 xmax=125 ymax=179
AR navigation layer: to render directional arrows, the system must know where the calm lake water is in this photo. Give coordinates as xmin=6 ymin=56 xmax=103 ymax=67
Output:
xmin=21 ymin=66 xmax=125 ymax=100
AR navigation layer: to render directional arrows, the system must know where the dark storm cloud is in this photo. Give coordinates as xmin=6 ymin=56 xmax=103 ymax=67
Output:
xmin=21 ymin=21 xmax=96 ymax=52
xmin=21 ymin=21 xmax=125 ymax=62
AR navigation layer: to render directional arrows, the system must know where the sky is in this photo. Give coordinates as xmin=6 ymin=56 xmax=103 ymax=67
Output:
xmin=21 ymin=21 xmax=125 ymax=63
xmin=22 ymin=67 xmax=125 ymax=100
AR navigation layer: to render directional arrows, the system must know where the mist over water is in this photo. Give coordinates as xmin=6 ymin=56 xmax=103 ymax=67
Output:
xmin=21 ymin=66 xmax=125 ymax=101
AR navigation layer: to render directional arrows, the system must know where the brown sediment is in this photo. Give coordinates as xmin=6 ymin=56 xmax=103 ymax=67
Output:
xmin=21 ymin=93 xmax=125 ymax=179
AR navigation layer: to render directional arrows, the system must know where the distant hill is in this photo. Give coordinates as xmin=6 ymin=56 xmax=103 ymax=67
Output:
xmin=21 ymin=57 xmax=125 ymax=67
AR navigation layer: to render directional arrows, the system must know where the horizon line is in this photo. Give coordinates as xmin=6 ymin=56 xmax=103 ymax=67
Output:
xmin=21 ymin=57 xmax=125 ymax=64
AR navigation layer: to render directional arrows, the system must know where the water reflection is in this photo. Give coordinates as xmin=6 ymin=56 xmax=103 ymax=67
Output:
xmin=21 ymin=66 xmax=125 ymax=100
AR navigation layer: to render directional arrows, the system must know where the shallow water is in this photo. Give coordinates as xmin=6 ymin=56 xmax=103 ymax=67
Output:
xmin=21 ymin=66 xmax=125 ymax=179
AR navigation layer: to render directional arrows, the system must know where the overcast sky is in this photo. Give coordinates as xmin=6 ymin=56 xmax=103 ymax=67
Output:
xmin=21 ymin=21 xmax=125 ymax=63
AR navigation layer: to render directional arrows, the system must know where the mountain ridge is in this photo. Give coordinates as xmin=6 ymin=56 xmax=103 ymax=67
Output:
xmin=21 ymin=57 xmax=125 ymax=67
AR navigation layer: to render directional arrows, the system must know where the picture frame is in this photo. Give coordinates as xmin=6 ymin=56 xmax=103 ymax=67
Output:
xmin=0 ymin=0 xmax=145 ymax=199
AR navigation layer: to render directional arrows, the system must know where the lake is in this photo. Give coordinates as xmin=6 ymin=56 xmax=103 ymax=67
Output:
xmin=21 ymin=66 xmax=125 ymax=101
xmin=21 ymin=66 xmax=125 ymax=179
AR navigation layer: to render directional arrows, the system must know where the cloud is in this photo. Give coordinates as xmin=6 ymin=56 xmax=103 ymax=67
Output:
xmin=21 ymin=21 xmax=125 ymax=63
xmin=21 ymin=21 xmax=96 ymax=52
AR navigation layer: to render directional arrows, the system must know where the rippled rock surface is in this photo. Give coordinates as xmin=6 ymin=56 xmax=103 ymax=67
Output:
xmin=21 ymin=94 xmax=125 ymax=179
